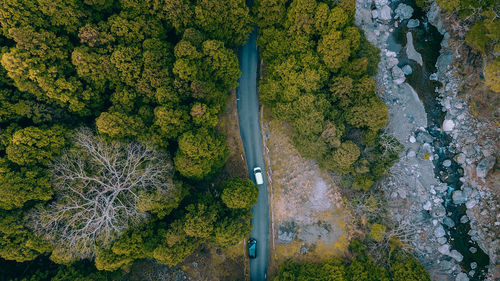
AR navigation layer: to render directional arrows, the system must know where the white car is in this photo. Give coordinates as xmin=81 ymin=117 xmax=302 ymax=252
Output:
xmin=253 ymin=167 xmax=264 ymax=185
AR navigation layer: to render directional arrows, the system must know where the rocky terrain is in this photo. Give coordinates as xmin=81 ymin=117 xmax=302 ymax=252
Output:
xmin=356 ymin=0 xmax=498 ymax=280
xmin=427 ymin=4 xmax=500 ymax=279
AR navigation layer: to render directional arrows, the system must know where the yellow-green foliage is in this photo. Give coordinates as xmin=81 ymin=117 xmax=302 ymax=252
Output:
xmin=370 ymin=223 xmax=386 ymax=242
xmin=435 ymin=0 xmax=459 ymax=12
xmin=485 ymin=58 xmax=500 ymax=93
xmin=256 ymin=0 xmax=392 ymax=180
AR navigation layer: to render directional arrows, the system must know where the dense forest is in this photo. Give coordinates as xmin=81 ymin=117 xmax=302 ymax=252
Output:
xmin=254 ymin=0 xmax=402 ymax=189
xmin=0 ymin=0 xmax=257 ymax=278
xmin=0 ymin=0 xmax=431 ymax=280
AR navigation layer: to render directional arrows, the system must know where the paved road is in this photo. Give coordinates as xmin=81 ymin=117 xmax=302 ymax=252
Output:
xmin=236 ymin=29 xmax=269 ymax=281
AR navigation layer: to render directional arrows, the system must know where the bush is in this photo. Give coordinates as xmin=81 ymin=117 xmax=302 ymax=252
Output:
xmin=221 ymin=177 xmax=259 ymax=209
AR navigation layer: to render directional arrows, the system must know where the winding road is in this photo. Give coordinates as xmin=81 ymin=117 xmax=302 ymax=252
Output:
xmin=236 ymin=29 xmax=269 ymax=281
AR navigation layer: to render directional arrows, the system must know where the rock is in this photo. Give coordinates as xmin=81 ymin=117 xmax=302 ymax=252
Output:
xmin=436 ymin=51 xmax=454 ymax=71
xmin=379 ymin=5 xmax=392 ymax=21
xmin=443 ymin=98 xmax=451 ymax=110
xmin=300 ymin=245 xmax=308 ymax=255
xmin=434 ymin=225 xmax=446 ymax=237
xmin=407 ymin=149 xmax=416 ymax=158
xmin=423 ymin=201 xmax=432 ymax=210
xmin=415 ymin=130 xmax=433 ymax=143
xmin=278 ymin=221 xmax=297 ymax=243
xmin=407 ymin=19 xmax=420 ymax=28
xmin=438 ymin=237 xmax=447 ymax=244
xmin=443 ymin=119 xmax=455 ymax=132
xmin=371 ymin=9 xmax=379 ymax=19
xmin=418 ymin=143 xmax=433 ymax=159
xmin=462 ymin=186 xmax=472 ymax=198
xmin=455 ymin=273 xmax=469 ymax=281
xmin=438 ymin=244 xmax=450 ymax=255
xmin=429 ymin=73 xmax=438 ymax=80
xmin=443 ymin=159 xmax=452 ymax=167
xmin=406 ymin=32 xmax=423 ymax=65
xmin=460 ymin=215 xmax=469 ymax=223
xmin=387 ymin=57 xmax=399 ymax=68
xmin=450 ymin=250 xmax=463 ymax=262
xmin=443 ymin=217 xmax=455 ymax=228
xmin=432 ymin=204 xmax=446 ymax=217
xmin=455 ymin=153 xmax=466 ymax=165
xmin=402 ymin=64 xmax=413 ymax=75
xmin=469 ymin=247 xmax=477 ymax=253
xmin=374 ymin=0 xmax=389 ymax=8
xmin=442 ymin=260 xmax=454 ymax=271
xmin=392 ymin=66 xmax=406 ymax=84
xmin=470 ymin=262 xmax=477 ymax=270
xmin=452 ymin=190 xmax=467 ymax=204
xmin=395 ymin=3 xmax=414 ymax=20
xmin=385 ymin=50 xmax=397 ymax=57
xmin=397 ymin=188 xmax=407 ymax=198
xmin=409 ymin=135 xmax=416 ymax=143
xmin=476 ymin=156 xmax=496 ymax=178
xmin=465 ymin=200 xmax=477 ymax=209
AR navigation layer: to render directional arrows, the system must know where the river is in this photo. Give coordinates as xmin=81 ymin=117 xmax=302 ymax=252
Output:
xmin=387 ymin=1 xmax=490 ymax=279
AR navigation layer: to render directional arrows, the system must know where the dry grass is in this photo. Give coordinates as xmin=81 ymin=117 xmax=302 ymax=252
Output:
xmin=262 ymin=111 xmax=350 ymax=276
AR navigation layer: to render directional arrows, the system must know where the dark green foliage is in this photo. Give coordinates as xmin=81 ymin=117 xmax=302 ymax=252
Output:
xmin=6 ymin=126 xmax=68 ymax=166
xmin=0 ymin=0 xmax=251 ymax=274
xmin=465 ymin=21 xmax=490 ymax=53
xmin=353 ymin=174 xmax=375 ymax=191
xmin=194 ymin=0 xmax=253 ymax=47
xmin=174 ymin=129 xmax=227 ymax=180
xmin=213 ymin=210 xmax=252 ymax=248
xmin=389 ymin=250 xmax=431 ymax=281
xmin=221 ymin=177 xmax=259 ymax=209
xmin=0 ymin=258 xmax=121 ymax=281
xmin=320 ymin=141 xmax=360 ymax=174
xmin=183 ymin=202 xmax=219 ymax=238
xmin=0 ymin=209 xmax=51 ymax=262
xmin=0 ymin=159 xmax=52 ymax=210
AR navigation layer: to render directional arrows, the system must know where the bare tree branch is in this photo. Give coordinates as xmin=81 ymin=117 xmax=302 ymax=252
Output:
xmin=29 ymin=128 xmax=176 ymax=259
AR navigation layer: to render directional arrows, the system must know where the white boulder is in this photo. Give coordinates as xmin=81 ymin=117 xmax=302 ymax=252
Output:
xmin=442 ymin=119 xmax=455 ymax=132
xmin=395 ymin=3 xmax=414 ymax=20
xmin=379 ymin=5 xmax=392 ymax=21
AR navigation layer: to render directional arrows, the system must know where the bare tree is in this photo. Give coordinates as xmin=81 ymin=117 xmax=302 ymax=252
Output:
xmin=30 ymin=128 xmax=176 ymax=259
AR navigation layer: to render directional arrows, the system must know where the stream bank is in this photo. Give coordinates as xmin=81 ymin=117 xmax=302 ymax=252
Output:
xmin=356 ymin=0 xmax=498 ymax=280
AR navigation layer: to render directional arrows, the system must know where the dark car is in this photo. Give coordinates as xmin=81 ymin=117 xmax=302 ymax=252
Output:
xmin=248 ymin=238 xmax=257 ymax=259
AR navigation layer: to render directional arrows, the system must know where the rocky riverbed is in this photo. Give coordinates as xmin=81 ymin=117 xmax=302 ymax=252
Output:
xmin=356 ymin=0 xmax=498 ymax=280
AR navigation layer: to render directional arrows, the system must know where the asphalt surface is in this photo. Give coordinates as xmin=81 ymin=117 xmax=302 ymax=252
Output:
xmin=236 ymin=29 xmax=269 ymax=281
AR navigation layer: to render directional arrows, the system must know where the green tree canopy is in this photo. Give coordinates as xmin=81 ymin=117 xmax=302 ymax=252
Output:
xmin=221 ymin=177 xmax=259 ymax=209
xmin=174 ymin=129 xmax=227 ymax=180
xmin=6 ymin=126 xmax=68 ymax=166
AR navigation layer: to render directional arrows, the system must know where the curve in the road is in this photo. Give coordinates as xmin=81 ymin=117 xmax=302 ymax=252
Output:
xmin=236 ymin=28 xmax=270 ymax=281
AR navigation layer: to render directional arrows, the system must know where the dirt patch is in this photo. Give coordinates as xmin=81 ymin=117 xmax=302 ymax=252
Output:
xmin=216 ymin=89 xmax=248 ymax=181
xmin=122 ymin=260 xmax=192 ymax=281
xmin=181 ymin=243 xmax=247 ymax=281
xmin=262 ymin=114 xmax=349 ymax=271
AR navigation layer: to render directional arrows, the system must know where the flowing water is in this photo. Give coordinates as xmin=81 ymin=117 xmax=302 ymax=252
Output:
xmin=387 ymin=1 xmax=490 ymax=279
